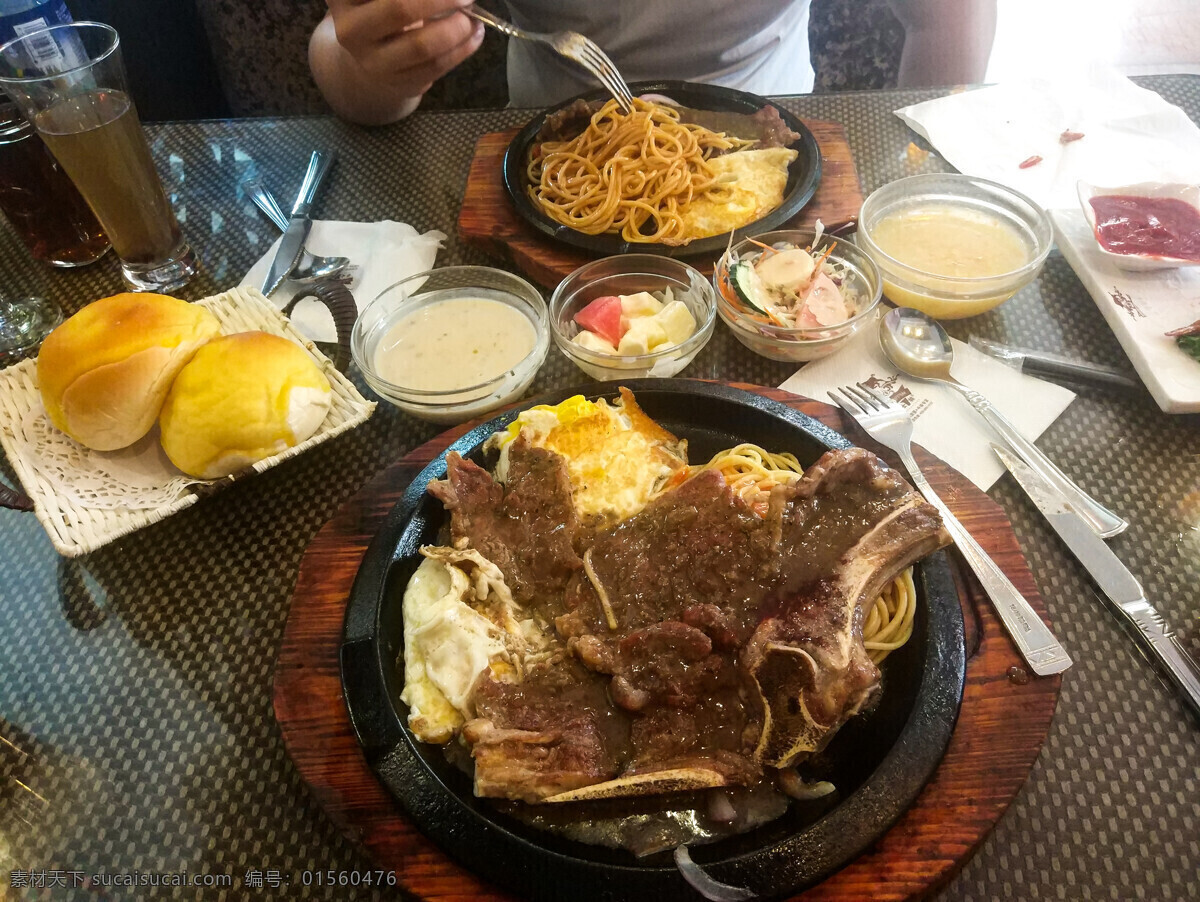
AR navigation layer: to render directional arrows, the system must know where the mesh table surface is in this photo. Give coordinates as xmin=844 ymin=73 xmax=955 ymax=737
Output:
xmin=1 ymin=77 xmax=1197 ymax=901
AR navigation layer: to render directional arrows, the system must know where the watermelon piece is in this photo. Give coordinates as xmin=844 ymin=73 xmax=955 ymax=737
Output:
xmin=573 ymin=295 xmax=626 ymax=346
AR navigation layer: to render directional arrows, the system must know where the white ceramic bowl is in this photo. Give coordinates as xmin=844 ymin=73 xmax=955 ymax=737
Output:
xmin=351 ymin=266 xmax=549 ymax=424
xmin=549 ymin=255 xmax=716 ymax=381
xmin=1077 ymin=180 xmax=1200 ymax=272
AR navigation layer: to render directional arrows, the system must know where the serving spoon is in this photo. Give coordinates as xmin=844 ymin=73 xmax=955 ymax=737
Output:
xmin=880 ymin=306 xmax=1129 ymax=538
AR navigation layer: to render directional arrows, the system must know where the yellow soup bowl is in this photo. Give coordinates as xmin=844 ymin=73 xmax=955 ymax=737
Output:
xmin=858 ymin=174 xmax=1053 ymax=319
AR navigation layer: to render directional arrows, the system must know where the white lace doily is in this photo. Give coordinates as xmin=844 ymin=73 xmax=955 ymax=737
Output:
xmin=17 ymin=399 xmax=200 ymax=511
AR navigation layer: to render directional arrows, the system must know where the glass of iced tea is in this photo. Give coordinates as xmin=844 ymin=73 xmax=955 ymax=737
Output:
xmin=0 ymin=99 xmax=109 ymax=267
xmin=0 ymin=22 xmax=197 ymax=292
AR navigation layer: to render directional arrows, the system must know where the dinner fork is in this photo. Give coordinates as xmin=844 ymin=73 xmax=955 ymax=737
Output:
xmin=465 ymin=6 xmax=635 ymax=113
xmin=829 ymin=383 xmax=1072 ymax=676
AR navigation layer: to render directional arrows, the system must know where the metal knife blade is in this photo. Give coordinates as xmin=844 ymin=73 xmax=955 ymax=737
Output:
xmin=258 ymin=150 xmax=335 ymax=296
xmin=994 ymin=443 xmax=1200 ymax=719
xmin=259 ymin=218 xmax=310 ymax=297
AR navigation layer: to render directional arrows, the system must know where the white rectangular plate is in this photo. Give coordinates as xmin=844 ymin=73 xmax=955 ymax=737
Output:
xmin=1051 ymin=208 xmax=1200 ymax=413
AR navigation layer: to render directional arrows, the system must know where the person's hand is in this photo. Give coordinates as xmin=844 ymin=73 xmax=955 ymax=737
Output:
xmin=326 ymin=0 xmax=484 ymax=100
xmin=310 ymin=0 xmax=484 ymax=125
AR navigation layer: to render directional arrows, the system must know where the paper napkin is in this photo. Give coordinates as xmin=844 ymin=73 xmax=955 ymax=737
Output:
xmin=894 ymin=67 xmax=1200 ymax=211
xmin=240 ymin=220 xmax=446 ymax=342
xmin=779 ymin=309 xmax=1077 ymax=491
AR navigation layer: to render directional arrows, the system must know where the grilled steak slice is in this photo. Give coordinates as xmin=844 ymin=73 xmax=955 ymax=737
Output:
xmin=535 ymin=98 xmax=601 ymax=144
xmin=557 ymin=468 xmax=778 ymax=643
xmin=465 ymin=657 xmax=630 ymax=803
xmin=573 ymin=621 xmax=761 ymax=778
xmin=427 ymin=439 xmax=582 ymax=619
xmin=747 ymin=449 xmax=949 ymax=767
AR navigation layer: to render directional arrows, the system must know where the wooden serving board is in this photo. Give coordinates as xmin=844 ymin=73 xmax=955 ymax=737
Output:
xmin=274 ymin=383 xmax=1062 ymax=902
xmin=456 ymin=122 xmax=863 ymax=288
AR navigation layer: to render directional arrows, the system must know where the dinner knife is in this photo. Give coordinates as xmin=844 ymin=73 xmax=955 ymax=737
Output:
xmin=994 ymin=443 xmax=1200 ymax=719
xmin=259 ymin=150 xmax=336 ymax=296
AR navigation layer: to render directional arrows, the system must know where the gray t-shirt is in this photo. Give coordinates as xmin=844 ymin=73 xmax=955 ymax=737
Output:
xmin=502 ymin=0 xmax=814 ymax=107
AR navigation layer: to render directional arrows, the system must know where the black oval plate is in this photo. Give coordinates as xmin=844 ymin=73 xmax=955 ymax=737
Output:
xmin=341 ymin=380 xmax=965 ymax=902
xmin=502 ymin=81 xmax=823 ymax=259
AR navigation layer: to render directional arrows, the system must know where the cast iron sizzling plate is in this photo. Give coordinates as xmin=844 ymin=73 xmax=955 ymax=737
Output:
xmin=341 ymin=380 xmax=965 ymax=902
xmin=502 ymin=81 xmax=823 ymax=258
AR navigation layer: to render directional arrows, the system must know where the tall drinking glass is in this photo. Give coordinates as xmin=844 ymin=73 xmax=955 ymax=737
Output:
xmin=0 ymin=22 xmax=197 ymax=291
xmin=0 ymin=98 xmax=109 ymax=266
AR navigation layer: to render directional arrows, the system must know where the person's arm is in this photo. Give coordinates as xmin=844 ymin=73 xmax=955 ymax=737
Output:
xmin=308 ymin=0 xmax=484 ymax=126
xmin=886 ymin=0 xmax=997 ymax=87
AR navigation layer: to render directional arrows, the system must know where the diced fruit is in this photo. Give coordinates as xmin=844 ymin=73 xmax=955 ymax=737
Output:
xmin=619 ymin=291 xmax=663 ymax=318
xmin=651 ymin=300 xmax=697 ymax=344
xmin=572 ymin=329 xmax=617 ymax=353
xmin=617 ymin=317 xmax=669 ymax=356
xmin=574 ymin=295 xmax=625 ymax=346
xmin=755 ymin=247 xmax=816 ymax=290
xmin=728 ymin=261 xmax=772 ymax=315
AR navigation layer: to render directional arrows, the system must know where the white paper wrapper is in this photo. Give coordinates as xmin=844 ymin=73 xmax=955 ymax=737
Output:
xmin=241 ymin=220 xmax=446 ymax=342
xmin=894 ymin=68 xmax=1200 ymax=211
xmin=779 ymin=309 xmax=1077 ymax=491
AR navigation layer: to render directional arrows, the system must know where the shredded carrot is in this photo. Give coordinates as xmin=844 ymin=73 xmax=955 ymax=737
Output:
xmin=747 ymin=238 xmax=778 ymax=256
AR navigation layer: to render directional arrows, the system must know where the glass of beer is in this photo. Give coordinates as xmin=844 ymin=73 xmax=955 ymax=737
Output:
xmin=0 ymin=22 xmax=198 ymax=291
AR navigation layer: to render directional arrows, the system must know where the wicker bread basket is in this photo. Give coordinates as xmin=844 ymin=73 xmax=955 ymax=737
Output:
xmin=0 ymin=286 xmax=375 ymax=557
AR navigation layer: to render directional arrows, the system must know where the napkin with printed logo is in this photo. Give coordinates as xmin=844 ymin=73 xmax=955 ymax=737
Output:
xmin=779 ymin=309 xmax=1076 ymax=490
xmin=240 ymin=220 xmax=446 ymax=343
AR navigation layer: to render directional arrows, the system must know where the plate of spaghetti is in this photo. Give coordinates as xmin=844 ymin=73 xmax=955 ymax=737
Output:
xmin=502 ymin=81 xmax=822 ymax=257
xmin=341 ymin=380 xmax=966 ymax=902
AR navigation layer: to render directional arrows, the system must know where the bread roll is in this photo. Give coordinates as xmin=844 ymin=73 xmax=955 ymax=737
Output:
xmin=37 ymin=293 xmax=222 ymax=451
xmin=159 ymin=331 xmax=332 ymax=479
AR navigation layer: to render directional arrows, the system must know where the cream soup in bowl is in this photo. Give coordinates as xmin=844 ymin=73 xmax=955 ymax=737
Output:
xmin=352 ymin=266 xmax=549 ymax=424
xmin=375 ymin=297 xmax=537 ymax=392
xmin=858 ymin=173 xmax=1053 ymax=320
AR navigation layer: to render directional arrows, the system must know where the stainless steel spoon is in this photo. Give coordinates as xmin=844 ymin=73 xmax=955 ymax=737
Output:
xmin=291 ymin=251 xmax=351 ymax=284
xmin=241 ymin=176 xmax=351 ymax=284
xmin=880 ymin=306 xmax=1129 ymax=538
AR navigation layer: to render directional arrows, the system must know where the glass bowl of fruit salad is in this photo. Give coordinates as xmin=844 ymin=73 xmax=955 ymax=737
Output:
xmin=713 ymin=229 xmax=883 ymax=362
xmin=549 ymin=254 xmax=716 ymax=381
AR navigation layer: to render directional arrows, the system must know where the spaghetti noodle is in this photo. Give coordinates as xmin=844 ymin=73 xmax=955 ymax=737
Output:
xmin=863 ymin=567 xmax=916 ymax=664
xmin=692 ymin=442 xmax=917 ymax=663
xmin=527 ymin=98 xmax=752 ymax=244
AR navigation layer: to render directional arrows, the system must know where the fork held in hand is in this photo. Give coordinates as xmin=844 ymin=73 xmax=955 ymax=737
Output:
xmin=465 ymin=6 xmax=635 ymax=113
xmin=829 ymin=382 xmax=1072 ymax=676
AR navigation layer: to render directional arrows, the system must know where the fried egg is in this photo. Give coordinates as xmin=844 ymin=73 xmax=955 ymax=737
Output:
xmin=488 ymin=387 xmax=687 ymax=526
xmin=400 ymin=546 xmax=547 ymax=743
xmin=678 ymin=146 xmax=799 ymax=241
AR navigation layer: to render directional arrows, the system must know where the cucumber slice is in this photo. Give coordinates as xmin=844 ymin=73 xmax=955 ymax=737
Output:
xmin=729 ymin=261 xmax=772 ymax=315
